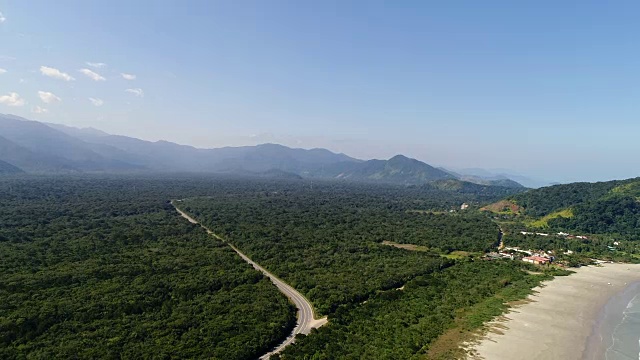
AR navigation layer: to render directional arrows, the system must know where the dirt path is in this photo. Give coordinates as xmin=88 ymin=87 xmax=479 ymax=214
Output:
xmin=170 ymin=201 xmax=328 ymax=359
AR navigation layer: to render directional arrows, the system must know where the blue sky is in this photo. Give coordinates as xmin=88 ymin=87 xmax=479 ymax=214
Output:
xmin=0 ymin=1 xmax=639 ymax=182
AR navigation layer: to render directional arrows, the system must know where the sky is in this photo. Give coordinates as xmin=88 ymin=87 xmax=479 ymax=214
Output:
xmin=0 ymin=0 xmax=639 ymax=183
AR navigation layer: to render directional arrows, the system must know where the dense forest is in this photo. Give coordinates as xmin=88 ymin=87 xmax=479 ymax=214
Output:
xmin=507 ymin=178 xmax=640 ymax=237
xmin=509 ymin=180 xmax=626 ymax=217
xmin=0 ymin=176 xmax=295 ymax=359
xmin=180 ymin=186 xmax=501 ymax=314
xmin=274 ymin=260 xmax=553 ymax=359
xmin=548 ymin=194 xmax=640 ymax=237
xmin=0 ymin=174 xmax=561 ymax=359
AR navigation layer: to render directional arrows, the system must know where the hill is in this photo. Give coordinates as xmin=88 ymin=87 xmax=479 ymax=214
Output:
xmin=487 ymin=178 xmax=640 ymax=238
xmin=0 ymin=159 xmax=23 ymax=174
xmin=450 ymin=167 xmax=551 ymax=188
xmin=311 ymin=155 xmax=456 ymax=184
xmin=428 ymin=179 xmax=526 ymax=198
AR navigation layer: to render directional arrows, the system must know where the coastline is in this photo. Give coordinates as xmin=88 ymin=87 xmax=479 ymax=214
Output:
xmin=467 ymin=263 xmax=640 ymax=360
xmin=583 ymin=280 xmax=640 ymax=359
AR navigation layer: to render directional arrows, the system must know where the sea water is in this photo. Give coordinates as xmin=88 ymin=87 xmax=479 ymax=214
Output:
xmin=604 ymin=291 xmax=640 ymax=360
xmin=584 ymin=281 xmax=640 ymax=360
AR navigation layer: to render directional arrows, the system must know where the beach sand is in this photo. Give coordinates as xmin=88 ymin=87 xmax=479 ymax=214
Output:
xmin=467 ymin=264 xmax=640 ymax=360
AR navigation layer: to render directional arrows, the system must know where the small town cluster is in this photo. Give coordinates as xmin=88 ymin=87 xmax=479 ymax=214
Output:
xmin=485 ymin=246 xmax=555 ymax=265
xmin=484 ymin=231 xmax=615 ymax=266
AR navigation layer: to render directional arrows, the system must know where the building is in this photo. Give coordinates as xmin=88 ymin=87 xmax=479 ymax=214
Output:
xmin=498 ymin=252 xmax=515 ymax=260
xmin=461 ymin=203 xmax=469 ymax=210
xmin=523 ymin=256 xmax=550 ymax=265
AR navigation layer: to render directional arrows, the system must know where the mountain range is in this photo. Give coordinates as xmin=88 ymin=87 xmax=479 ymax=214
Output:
xmin=0 ymin=114 xmax=525 ymax=188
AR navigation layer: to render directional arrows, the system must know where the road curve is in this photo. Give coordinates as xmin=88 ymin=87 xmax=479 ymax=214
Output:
xmin=170 ymin=201 xmax=328 ymax=359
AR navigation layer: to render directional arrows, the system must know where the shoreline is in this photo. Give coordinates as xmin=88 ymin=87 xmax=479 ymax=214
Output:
xmin=583 ymin=280 xmax=640 ymax=359
xmin=467 ymin=263 xmax=640 ymax=360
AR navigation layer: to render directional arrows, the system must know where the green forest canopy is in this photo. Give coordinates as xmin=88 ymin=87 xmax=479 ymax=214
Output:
xmin=0 ymin=174 xmax=567 ymax=359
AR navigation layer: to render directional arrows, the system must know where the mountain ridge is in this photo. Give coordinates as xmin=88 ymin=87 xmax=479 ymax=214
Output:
xmin=0 ymin=114 xmax=524 ymax=188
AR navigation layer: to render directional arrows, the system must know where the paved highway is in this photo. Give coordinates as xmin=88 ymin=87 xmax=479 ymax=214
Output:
xmin=171 ymin=201 xmax=328 ymax=359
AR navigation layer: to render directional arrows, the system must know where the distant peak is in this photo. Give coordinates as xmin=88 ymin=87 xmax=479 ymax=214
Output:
xmin=388 ymin=154 xmax=420 ymax=164
xmin=389 ymin=154 xmax=410 ymax=160
xmin=257 ymin=143 xmax=285 ymax=147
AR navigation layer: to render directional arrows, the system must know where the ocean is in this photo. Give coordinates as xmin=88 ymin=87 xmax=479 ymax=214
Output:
xmin=584 ymin=281 xmax=640 ymax=360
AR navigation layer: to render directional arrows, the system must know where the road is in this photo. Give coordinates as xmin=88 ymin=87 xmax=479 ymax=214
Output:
xmin=170 ymin=201 xmax=328 ymax=359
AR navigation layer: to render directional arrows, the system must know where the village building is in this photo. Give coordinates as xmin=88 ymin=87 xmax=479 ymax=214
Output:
xmin=522 ymin=256 xmax=551 ymax=265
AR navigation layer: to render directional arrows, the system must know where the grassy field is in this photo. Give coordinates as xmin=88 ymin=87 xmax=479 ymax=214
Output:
xmin=527 ymin=208 xmax=574 ymax=228
xmin=381 ymin=240 xmax=431 ymax=252
xmin=382 ymin=241 xmax=475 ymax=259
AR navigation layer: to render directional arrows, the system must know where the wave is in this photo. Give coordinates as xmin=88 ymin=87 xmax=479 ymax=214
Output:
xmin=606 ymin=292 xmax=640 ymax=360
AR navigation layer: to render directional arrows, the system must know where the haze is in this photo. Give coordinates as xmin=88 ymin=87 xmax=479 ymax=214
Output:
xmin=1 ymin=1 xmax=639 ymax=183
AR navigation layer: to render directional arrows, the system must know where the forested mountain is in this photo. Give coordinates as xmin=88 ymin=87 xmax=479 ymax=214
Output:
xmin=0 ymin=135 xmax=78 ymax=173
xmin=491 ymin=178 xmax=640 ymax=238
xmin=441 ymin=168 xmax=526 ymax=188
xmin=0 ymin=116 xmax=142 ymax=172
xmin=465 ymin=177 xmax=524 ymax=188
xmin=0 ymin=159 xmax=23 ymax=174
xmin=428 ymin=179 xmax=524 ymax=197
xmin=450 ymin=167 xmax=550 ymax=188
xmin=309 ymin=154 xmax=455 ymax=184
xmin=0 ymin=114 xmax=525 ymax=188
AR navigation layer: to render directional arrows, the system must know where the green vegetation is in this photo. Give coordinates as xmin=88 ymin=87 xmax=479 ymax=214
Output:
xmin=508 ymin=178 xmax=640 ymax=237
xmin=0 ymin=174 xmax=567 ymax=359
xmin=181 ymin=185 xmax=503 ymax=315
xmin=527 ymin=208 xmax=574 ymax=228
xmin=275 ymin=261 xmax=551 ymax=360
xmin=549 ymin=195 xmax=640 ymax=237
xmin=0 ymin=176 xmax=295 ymax=359
xmin=481 ymin=178 xmax=640 ymax=262
xmin=182 ymin=198 xmax=447 ymax=315
xmin=481 ymin=199 xmax=521 ymax=214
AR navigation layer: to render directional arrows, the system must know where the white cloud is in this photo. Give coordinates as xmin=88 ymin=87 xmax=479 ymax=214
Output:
xmin=86 ymin=62 xmax=107 ymax=69
xmin=125 ymin=88 xmax=144 ymax=97
xmin=121 ymin=73 xmax=136 ymax=80
xmin=0 ymin=92 xmax=25 ymax=107
xmin=40 ymin=66 xmax=75 ymax=81
xmin=38 ymin=91 xmax=61 ymax=104
xmin=0 ymin=12 xmax=6 ymax=23
xmin=0 ymin=68 xmax=6 ymax=74
xmin=32 ymin=106 xmax=48 ymax=114
xmin=79 ymin=68 xmax=106 ymax=81
xmin=89 ymin=97 xmax=104 ymax=107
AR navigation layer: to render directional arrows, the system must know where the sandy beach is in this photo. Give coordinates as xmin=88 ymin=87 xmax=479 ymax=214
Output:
xmin=467 ymin=264 xmax=640 ymax=360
